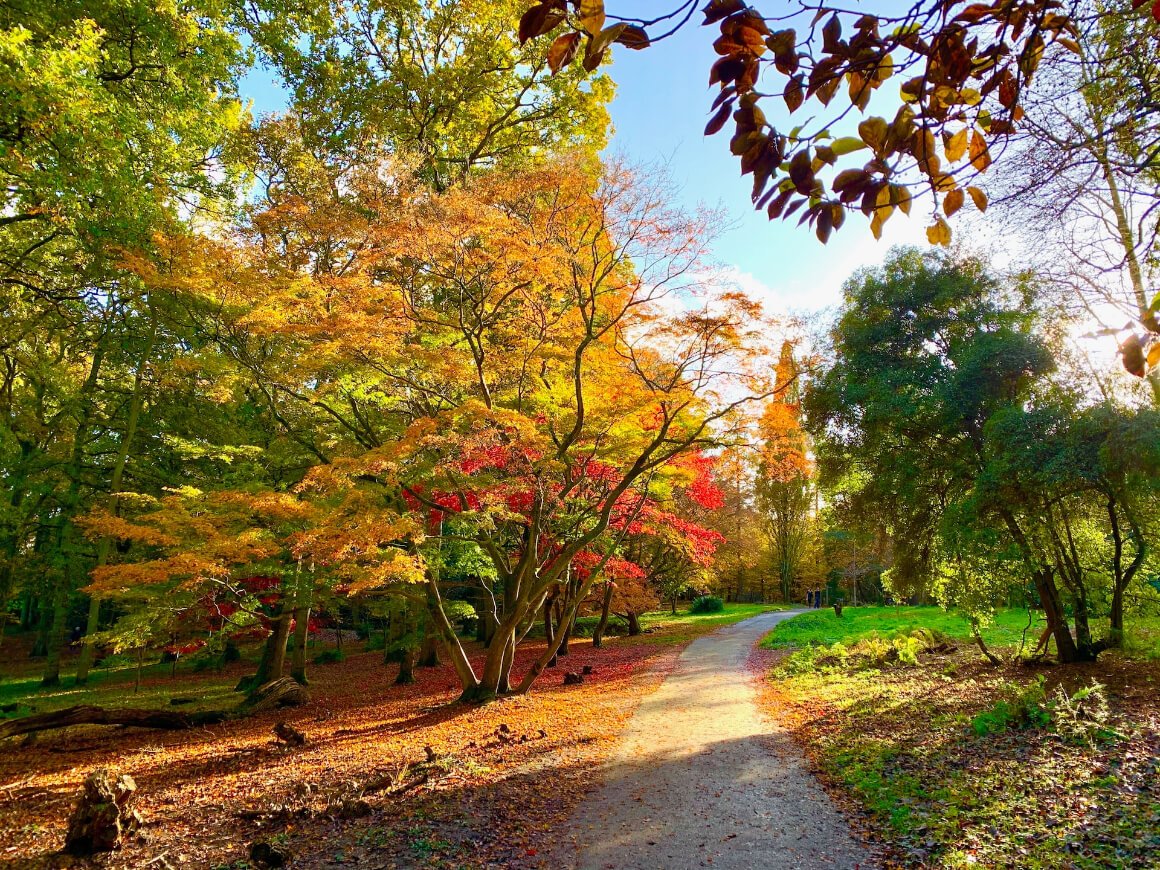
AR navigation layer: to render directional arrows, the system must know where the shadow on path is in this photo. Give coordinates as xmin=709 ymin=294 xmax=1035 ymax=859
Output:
xmin=553 ymin=610 xmax=873 ymax=870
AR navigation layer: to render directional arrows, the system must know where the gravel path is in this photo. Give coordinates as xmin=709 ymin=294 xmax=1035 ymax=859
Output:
xmin=553 ymin=611 xmax=872 ymax=870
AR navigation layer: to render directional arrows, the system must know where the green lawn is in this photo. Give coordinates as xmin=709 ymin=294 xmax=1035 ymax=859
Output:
xmin=760 ymin=605 xmax=1046 ymax=651
xmin=758 ymin=605 xmax=1160 ymax=868
xmin=634 ymin=602 xmax=790 ymax=644
xmin=762 ymin=605 xmax=1160 ymax=658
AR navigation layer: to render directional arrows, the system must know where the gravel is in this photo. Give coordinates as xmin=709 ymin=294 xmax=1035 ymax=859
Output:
xmin=551 ymin=610 xmax=874 ymax=869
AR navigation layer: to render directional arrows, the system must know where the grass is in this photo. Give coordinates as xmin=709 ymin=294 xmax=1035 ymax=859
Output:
xmin=633 ymin=602 xmax=791 ymax=645
xmin=761 ymin=605 xmax=1045 ymax=651
xmin=756 ymin=605 xmax=1160 ymax=868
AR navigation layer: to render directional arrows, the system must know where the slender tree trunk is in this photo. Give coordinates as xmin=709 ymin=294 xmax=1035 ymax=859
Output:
xmin=290 ymin=604 xmax=311 ymax=685
xmin=40 ymin=577 xmax=70 ymax=687
xmin=426 ymin=575 xmax=479 ymax=698
xmin=543 ymin=594 xmax=557 ymax=668
xmin=43 ymin=337 xmax=109 ymax=686
xmin=557 ymin=601 xmax=573 ymax=657
xmin=592 ymin=583 xmax=614 ymax=649
xmin=1099 ymin=146 xmax=1160 ymax=403
xmin=77 ymin=320 xmax=154 ymax=684
xmin=516 ymin=576 xmax=596 ymax=694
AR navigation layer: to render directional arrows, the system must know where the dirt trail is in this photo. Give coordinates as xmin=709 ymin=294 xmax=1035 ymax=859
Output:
xmin=553 ymin=610 xmax=872 ymax=869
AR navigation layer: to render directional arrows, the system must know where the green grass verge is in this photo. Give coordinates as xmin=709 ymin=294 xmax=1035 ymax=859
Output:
xmin=762 ymin=606 xmax=1160 ymax=658
xmin=760 ymin=605 xmax=1043 ymax=651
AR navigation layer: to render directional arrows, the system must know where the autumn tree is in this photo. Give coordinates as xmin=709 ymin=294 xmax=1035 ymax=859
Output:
xmin=755 ymin=341 xmax=814 ymax=602
xmin=142 ymin=158 xmax=773 ymax=700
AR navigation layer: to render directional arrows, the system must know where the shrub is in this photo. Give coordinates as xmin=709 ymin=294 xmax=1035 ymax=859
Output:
xmin=313 ymin=648 xmax=346 ymax=665
xmin=971 ymin=676 xmax=1050 ymax=736
xmin=1053 ymin=681 xmax=1122 ymax=746
xmin=690 ymin=595 xmax=725 ymax=614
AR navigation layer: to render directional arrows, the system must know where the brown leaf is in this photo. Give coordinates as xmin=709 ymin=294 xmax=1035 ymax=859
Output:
xmin=615 ymin=25 xmax=650 ymax=49
xmin=967 ymin=186 xmax=987 ymax=212
xmin=703 ymin=0 xmax=746 ymax=25
xmin=1122 ymin=333 xmax=1146 ymax=377
xmin=969 ymin=130 xmax=991 ymax=172
xmin=518 ymin=3 xmax=565 ymax=44
xmin=943 ymin=188 xmax=964 ymax=217
xmin=547 ymin=32 xmax=582 ymax=75
xmin=704 ymin=101 xmax=733 ymax=136
xmin=858 ymin=116 xmax=888 ymax=153
xmin=784 ymin=74 xmax=804 ymax=112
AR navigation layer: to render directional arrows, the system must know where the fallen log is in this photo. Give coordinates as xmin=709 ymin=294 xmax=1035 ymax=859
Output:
xmin=0 ymin=705 xmax=229 ymax=741
xmin=243 ymin=677 xmax=309 ymax=713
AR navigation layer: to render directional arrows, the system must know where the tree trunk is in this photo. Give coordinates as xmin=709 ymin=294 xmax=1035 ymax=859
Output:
xmin=515 ymin=576 xmax=596 ymax=694
xmin=425 ymin=575 xmax=479 ymax=698
xmin=395 ymin=647 xmax=415 ymax=685
xmin=77 ymin=328 xmax=153 ymax=685
xmin=290 ymin=603 xmax=311 ymax=685
xmin=625 ymin=610 xmax=641 ymax=636
xmin=0 ymin=705 xmax=227 ymax=741
xmin=40 ymin=577 xmax=70 ymax=687
xmin=970 ymin=620 xmax=1001 ymax=666
xmin=557 ymin=601 xmax=573 ymax=656
xmin=251 ymin=608 xmax=291 ymax=687
xmin=419 ymin=632 xmax=440 ymax=667
xmin=1033 ymin=570 xmax=1086 ymax=662
xmin=592 ymin=583 xmax=614 ymax=649
xmin=543 ymin=595 xmax=557 ymax=668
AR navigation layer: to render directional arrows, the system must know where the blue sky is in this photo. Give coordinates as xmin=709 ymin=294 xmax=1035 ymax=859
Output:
xmin=600 ymin=22 xmax=931 ymax=317
xmin=237 ymin=22 xmax=933 ymax=318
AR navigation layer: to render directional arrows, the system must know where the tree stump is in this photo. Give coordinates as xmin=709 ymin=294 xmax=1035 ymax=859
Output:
xmin=272 ymin=721 xmax=306 ymax=747
xmin=563 ymin=672 xmax=583 ymax=685
xmin=244 ymin=677 xmax=309 ymax=713
xmin=833 ymin=603 xmax=844 ymax=617
xmin=64 ymin=769 xmax=141 ymax=855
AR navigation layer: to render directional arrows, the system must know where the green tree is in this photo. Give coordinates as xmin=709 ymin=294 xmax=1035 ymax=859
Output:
xmin=241 ymin=0 xmax=612 ymax=187
xmin=804 ymin=247 xmax=1157 ymax=662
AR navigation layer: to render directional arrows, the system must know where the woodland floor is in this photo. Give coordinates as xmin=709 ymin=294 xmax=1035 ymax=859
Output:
xmin=0 ymin=605 xmax=777 ymax=869
xmin=751 ymin=608 xmax=1160 ymax=869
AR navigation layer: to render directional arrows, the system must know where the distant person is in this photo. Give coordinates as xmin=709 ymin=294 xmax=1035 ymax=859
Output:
xmin=70 ymin=625 xmax=83 ymax=643
xmin=806 ymin=589 xmax=813 ymax=608
xmin=814 ymin=592 xmax=822 ymax=609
